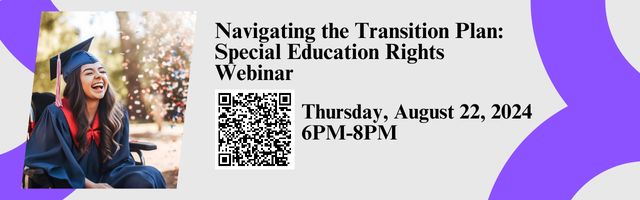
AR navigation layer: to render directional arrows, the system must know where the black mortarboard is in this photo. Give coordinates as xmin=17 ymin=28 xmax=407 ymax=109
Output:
xmin=49 ymin=36 xmax=100 ymax=82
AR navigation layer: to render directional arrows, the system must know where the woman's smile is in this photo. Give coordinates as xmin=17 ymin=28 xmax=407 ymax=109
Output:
xmin=91 ymin=82 xmax=104 ymax=92
xmin=81 ymin=62 xmax=109 ymax=101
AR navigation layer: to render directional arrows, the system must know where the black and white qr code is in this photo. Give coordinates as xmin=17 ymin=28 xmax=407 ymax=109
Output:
xmin=216 ymin=91 xmax=294 ymax=169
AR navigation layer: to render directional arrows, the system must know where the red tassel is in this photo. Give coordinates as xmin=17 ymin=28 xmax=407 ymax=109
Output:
xmin=54 ymin=53 xmax=63 ymax=107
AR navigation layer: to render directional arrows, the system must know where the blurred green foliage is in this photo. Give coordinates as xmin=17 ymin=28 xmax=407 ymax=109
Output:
xmin=32 ymin=11 xmax=195 ymax=123
xmin=33 ymin=12 xmax=127 ymax=102
xmin=33 ymin=12 xmax=77 ymax=94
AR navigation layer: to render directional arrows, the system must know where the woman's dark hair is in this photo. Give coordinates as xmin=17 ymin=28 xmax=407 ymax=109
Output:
xmin=63 ymin=65 xmax=124 ymax=162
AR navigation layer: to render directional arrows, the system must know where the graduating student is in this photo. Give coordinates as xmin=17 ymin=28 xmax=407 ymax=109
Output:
xmin=25 ymin=37 xmax=166 ymax=189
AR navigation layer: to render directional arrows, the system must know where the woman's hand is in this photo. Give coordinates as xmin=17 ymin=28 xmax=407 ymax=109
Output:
xmin=85 ymin=178 xmax=113 ymax=189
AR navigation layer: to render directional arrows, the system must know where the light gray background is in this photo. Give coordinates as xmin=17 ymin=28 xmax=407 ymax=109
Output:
xmin=0 ymin=0 xmax=637 ymax=199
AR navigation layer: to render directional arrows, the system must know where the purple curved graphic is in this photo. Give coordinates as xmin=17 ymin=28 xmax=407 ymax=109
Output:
xmin=0 ymin=0 xmax=74 ymax=198
xmin=1 ymin=143 xmax=73 ymax=198
xmin=490 ymin=0 xmax=640 ymax=199
xmin=0 ymin=0 xmax=56 ymax=73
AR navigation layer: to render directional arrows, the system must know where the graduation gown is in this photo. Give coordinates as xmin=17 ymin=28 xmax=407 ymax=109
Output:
xmin=25 ymin=99 xmax=166 ymax=188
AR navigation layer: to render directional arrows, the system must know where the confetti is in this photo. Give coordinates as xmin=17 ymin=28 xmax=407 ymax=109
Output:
xmin=115 ymin=12 xmax=194 ymax=124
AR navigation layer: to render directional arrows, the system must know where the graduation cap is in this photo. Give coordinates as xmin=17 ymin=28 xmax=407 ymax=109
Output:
xmin=49 ymin=37 xmax=101 ymax=107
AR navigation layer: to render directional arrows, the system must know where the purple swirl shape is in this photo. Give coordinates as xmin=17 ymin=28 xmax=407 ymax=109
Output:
xmin=0 ymin=143 xmax=73 ymax=198
xmin=0 ymin=0 xmax=56 ymax=72
xmin=0 ymin=0 xmax=73 ymax=198
xmin=490 ymin=0 xmax=640 ymax=199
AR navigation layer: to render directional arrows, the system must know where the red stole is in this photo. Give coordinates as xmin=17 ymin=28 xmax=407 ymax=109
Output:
xmin=60 ymin=98 xmax=100 ymax=149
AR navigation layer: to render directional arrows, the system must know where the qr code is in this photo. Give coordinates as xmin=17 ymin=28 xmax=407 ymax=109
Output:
xmin=215 ymin=91 xmax=294 ymax=169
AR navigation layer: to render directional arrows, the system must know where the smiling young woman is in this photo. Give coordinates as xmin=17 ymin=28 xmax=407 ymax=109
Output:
xmin=24 ymin=37 xmax=166 ymax=189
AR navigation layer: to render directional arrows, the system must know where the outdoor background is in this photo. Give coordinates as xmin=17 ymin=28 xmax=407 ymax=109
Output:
xmin=32 ymin=11 xmax=197 ymax=188
xmin=0 ymin=0 xmax=631 ymax=199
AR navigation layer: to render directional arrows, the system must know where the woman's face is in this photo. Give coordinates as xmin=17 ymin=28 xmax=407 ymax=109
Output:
xmin=80 ymin=62 xmax=109 ymax=101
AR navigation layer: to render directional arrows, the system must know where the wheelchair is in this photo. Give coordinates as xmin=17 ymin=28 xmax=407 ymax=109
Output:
xmin=22 ymin=92 xmax=158 ymax=188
